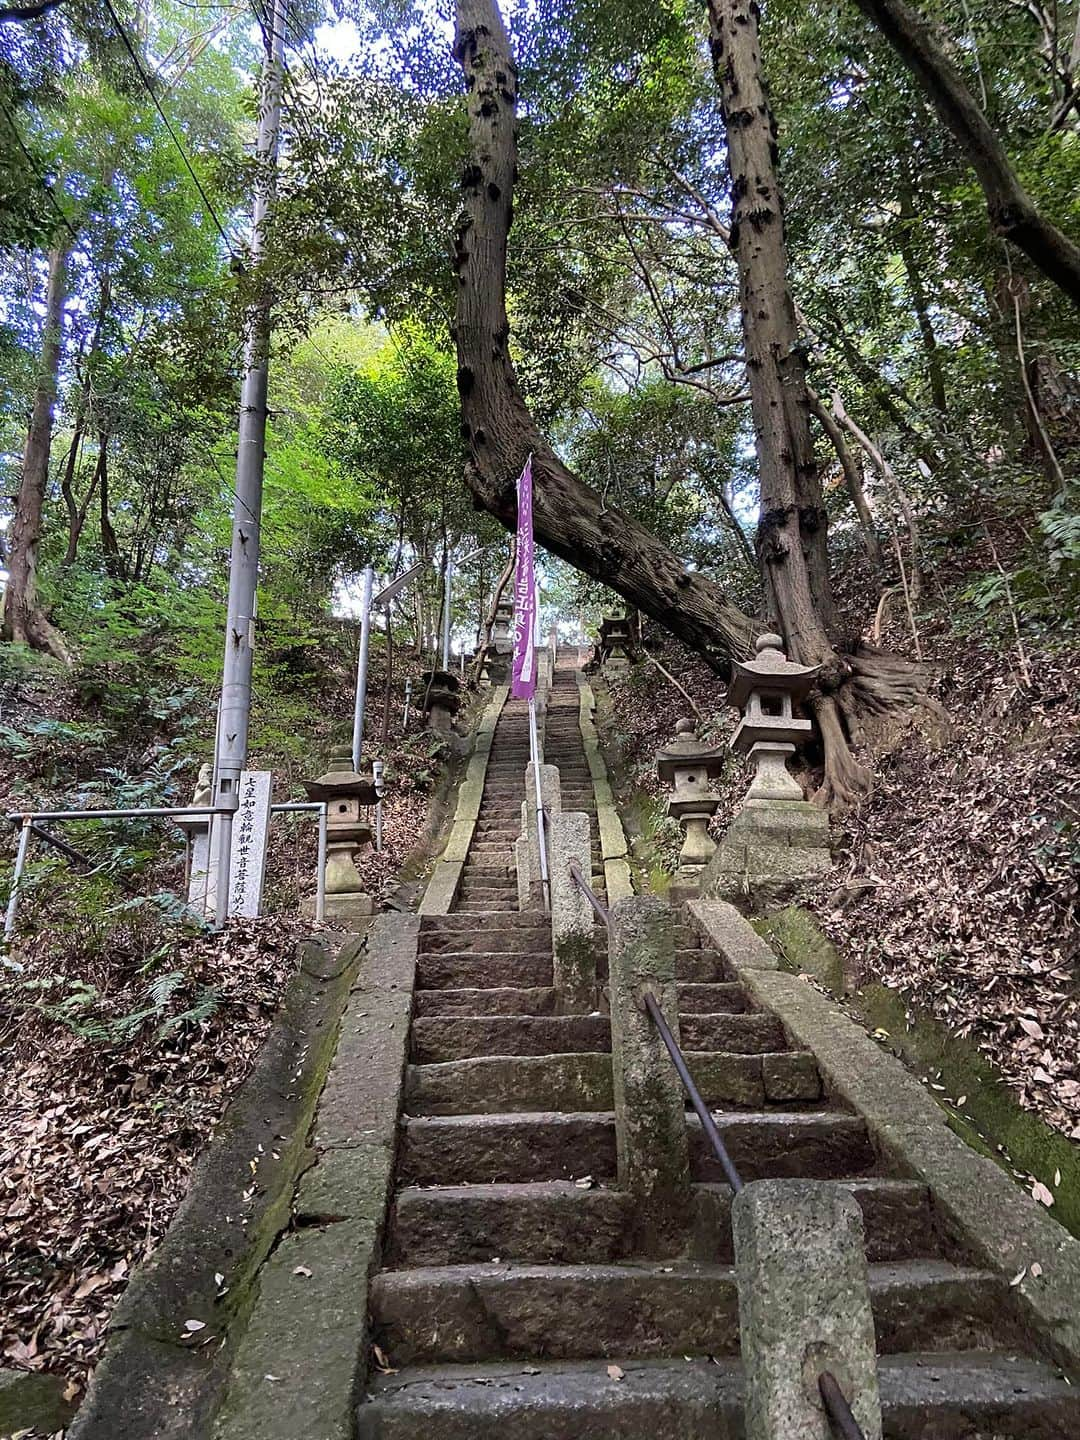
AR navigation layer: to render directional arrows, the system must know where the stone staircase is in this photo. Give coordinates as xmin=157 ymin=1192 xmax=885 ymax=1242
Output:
xmin=358 ymin=654 xmax=1079 ymax=1439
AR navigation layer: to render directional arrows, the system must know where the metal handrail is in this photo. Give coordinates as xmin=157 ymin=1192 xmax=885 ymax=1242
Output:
xmin=564 ymin=859 xmax=866 ymax=1440
xmin=819 ymin=1371 xmax=867 ymax=1439
xmin=641 ymin=990 xmax=744 ymax=1194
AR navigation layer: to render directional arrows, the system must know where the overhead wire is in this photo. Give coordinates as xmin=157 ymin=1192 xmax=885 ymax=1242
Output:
xmin=0 ymin=94 xmax=81 ymax=244
xmin=99 ymin=0 xmax=238 ymax=257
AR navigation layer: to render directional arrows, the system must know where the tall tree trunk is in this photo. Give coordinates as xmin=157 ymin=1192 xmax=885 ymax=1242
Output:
xmin=3 ymin=245 xmax=70 ymax=661
xmin=97 ymin=432 xmax=124 ymax=579
xmin=853 ymin=0 xmax=1080 ymax=307
xmin=807 ymin=387 xmax=884 ymax=572
xmin=452 ymin=0 xmax=932 ymax=805
xmin=707 ymin=0 xmax=870 ymax=804
xmin=897 ymin=173 xmax=948 ymax=415
xmin=452 ymin=0 xmax=756 ymax=671
xmin=60 ymin=273 xmax=111 ymax=569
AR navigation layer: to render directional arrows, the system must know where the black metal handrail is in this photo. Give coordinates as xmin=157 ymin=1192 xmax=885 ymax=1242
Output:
xmin=564 ymin=860 xmax=866 ymax=1440
xmin=819 ymin=1371 xmax=867 ymax=1439
xmin=641 ymin=990 xmax=744 ymax=1194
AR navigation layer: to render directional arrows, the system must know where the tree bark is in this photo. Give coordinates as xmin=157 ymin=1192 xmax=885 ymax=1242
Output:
xmin=3 ymin=245 xmax=70 ymax=661
xmin=853 ymin=0 xmax=1080 ymax=307
xmin=807 ymin=386 xmax=884 ymax=572
xmin=707 ymin=0 xmax=871 ymax=804
xmin=452 ymin=0 xmax=757 ymax=671
xmin=897 ymin=172 xmax=948 ymax=415
xmin=451 ymin=0 xmax=930 ymax=807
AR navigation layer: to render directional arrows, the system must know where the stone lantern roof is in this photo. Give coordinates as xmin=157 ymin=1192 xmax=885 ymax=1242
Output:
xmin=728 ymin=634 xmax=819 ymax=755
xmin=656 ymin=718 xmax=726 ymax=787
xmin=728 ymin=633 xmax=818 ymax=710
xmin=301 ymin=753 xmax=378 ymax=805
xmin=599 ymin=616 xmax=632 ymax=642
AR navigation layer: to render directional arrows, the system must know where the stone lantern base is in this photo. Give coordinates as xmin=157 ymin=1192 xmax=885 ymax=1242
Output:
xmin=301 ymin=889 xmax=373 ymax=923
xmin=702 ymin=799 xmax=831 ymax=911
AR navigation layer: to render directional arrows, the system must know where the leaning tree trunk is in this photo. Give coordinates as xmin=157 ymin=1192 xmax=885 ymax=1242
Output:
xmin=3 ymin=244 xmax=71 ymax=661
xmin=452 ymin=0 xmax=756 ymax=670
xmin=452 ymin=0 xmax=933 ymax=804
xmin=707 ymin=0 xmax=872 ymax=804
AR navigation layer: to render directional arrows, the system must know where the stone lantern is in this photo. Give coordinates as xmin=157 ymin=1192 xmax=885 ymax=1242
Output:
xmin=421 ymin=668 xmax=462 ymax=735
xmin=728 ymin=633 xmax=818 ymax=799
xmin=598 ymin=617 xmax=633 ymax=676
xmin=704 ymin=632 xmax=832 ymax=907
xmin=656 ymin=718 xmax=726 ymax=892
xmin=492 ymin=598 xmax=514 ymax=654
xmin=302 ymin=752 xmax=377 ymax=921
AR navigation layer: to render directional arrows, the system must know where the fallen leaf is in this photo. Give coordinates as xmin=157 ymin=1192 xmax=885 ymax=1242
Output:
xmin=1010 ymin=1267 xmax=1026 ymax=1286
xmin=184 ymin=1320 xmax=206 ymax=1333
xmin=1019 ymin=1017 xmax=1045 ymax=1041
xmin=606 ymin=1365 xmax=625 ymax=1381
xmin=1032 ymin=1181 xmax=1054 ymax=1207
xmin=292 ymin=1265 xmax=312 ymax=1278
xmin=1031 ymin=1262 xmax=1043 ymax=1278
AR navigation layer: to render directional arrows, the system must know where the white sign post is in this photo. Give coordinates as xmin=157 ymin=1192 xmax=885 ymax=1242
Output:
xmin=188 ymin=769 xmax=272 ymax=919
xmin=228 ymin=770 xmax=272 ymax=918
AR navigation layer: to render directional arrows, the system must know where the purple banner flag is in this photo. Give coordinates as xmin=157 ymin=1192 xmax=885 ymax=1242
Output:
xmin=510 ymin=455 xmax=536 ymax=699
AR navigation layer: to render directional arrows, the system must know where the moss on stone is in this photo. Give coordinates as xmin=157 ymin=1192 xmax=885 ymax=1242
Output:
xmin=754 ymin=907 xmax=847 ymax=993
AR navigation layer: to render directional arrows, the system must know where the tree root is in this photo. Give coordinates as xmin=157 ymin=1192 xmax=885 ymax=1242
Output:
xmin=810 ymin=645 xmax=950 ymax=812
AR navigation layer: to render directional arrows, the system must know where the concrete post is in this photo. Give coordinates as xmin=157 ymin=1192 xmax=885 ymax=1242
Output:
xmin=519 ymin=763 xmax=560 ymax=909
xmin=733 ymin=1179 xmax=883 ymax=1440
xmin=549 ymin=811 xmax=596 ymax=1012
xmin=607 ymin=896 xmax=691 ymax=1250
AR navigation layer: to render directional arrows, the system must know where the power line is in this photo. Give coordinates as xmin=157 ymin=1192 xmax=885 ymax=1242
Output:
xmin=0 ymin=96 xmax=81 ymax=244
xmin=99 ymin=0 xmax=237 ymax=257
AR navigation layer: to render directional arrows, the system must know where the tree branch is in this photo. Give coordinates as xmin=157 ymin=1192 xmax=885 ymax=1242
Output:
xmin=852 ymin=0 xmax=1080 ymax=306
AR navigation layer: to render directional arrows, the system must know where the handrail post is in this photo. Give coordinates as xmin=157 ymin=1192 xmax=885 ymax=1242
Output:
xmin=607 ymin=895 xmax=691 ymax=1252
xmin=733 ymin=1179 xmax=881 ymax=1440
xmin=549 ymin=811 xmax=595 ymax=1012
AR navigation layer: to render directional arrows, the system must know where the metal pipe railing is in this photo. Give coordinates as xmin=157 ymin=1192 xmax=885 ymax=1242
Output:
xmin=819 ymin=1371 xmax=867 ymax=1439
xmin=564 ymin=858 xmax=865 ymax=1440
xmin=641 ymin=989 xmax=744 ymax=1195
xmin=4 ymin=799 xmax=328 ymax=945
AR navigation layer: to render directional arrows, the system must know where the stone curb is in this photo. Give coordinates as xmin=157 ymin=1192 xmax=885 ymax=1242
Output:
xmin=66 ymin=937 xmax=364 ymax=1440
xmin=576 ymin=672 xmax=633 ymax=903
xmin=418 ymin=686 xmax=508 ymax=915
xmin=212 ymin=914 xmax=419 ymax=1440
xmin=692 ymin=898 xmax=1080 ymax=1377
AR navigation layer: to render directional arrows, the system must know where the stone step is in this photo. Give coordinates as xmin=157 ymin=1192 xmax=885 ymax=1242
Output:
xmin=416 ymin=954 xmax=554 ymax=990
xmin=457 ymin=902 xmax=522 ymax=912
xmin=678 ymin=1012 xmax=786 ymax=1054
xmin=423 ymin=914 xmax=549 ymax=931
xmin=414 ymin=987 xmax=559 ymax=1018
xmin=412 ymin=1015 xmax=611 ymax=1063
xmin=676 ymin=983 xmax=747 ymax=1013
xmin=399 ymin=1113 xmax=617 ymax=1186
xmin=397 ymin=1110 xmax=871 ymax=1187
xmin=370 ymin=1260 xmax=1006 ymax=1366
xmin=358 ymin=1353 xmax=1080 ymax=1440
xmin=385 ymin=1177 xmax=931 ymax=1269
xmin=387 ymin=1182 xmax=634 ymax=1267
xmin=405 ymin=1053 xmax=613 ymax=1115
xmin=682 ymin=1050 xmax=821 ymax=1107
xmin=687 ymin=1111 xmax=876 ymax=1183
xmin=675 ymin=950 xmax=728 ymax=983
xmin=420 ymin=930 xmax=549 ymax=955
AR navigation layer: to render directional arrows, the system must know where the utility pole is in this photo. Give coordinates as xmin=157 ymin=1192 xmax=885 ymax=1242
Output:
xmin=210 ymin=0 xmax=287 ymax=928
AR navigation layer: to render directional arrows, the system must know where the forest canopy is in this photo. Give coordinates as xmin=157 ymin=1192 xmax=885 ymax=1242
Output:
xmin=0 ymin=0 xmax=1076 ymax=798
